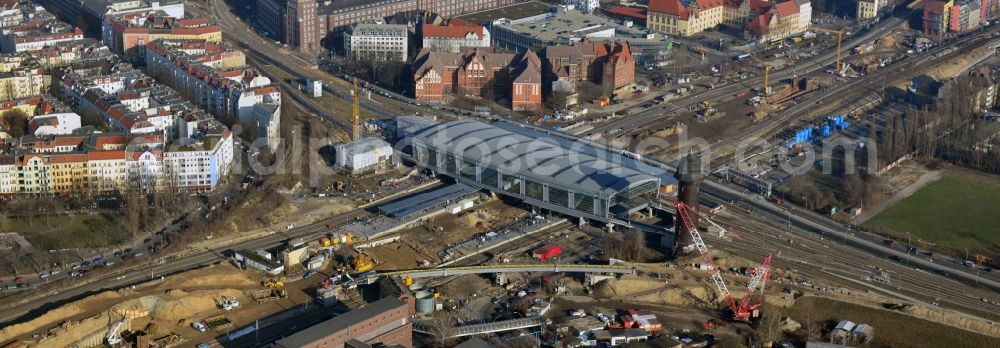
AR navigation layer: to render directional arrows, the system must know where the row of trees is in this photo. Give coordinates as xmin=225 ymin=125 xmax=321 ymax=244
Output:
xmin=878 ymin=70 xmax=1000 ymax=175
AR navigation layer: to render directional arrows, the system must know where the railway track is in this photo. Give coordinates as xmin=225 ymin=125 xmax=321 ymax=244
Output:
xmin=707 ymin=211 xmax=1000 ymax=322
xmin=0 ymin=208 xmax=370 ymax=326
xmin=583 ymin=11 xmax=918 ymax=137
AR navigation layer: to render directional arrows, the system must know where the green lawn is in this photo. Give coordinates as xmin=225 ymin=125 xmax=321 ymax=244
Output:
xmin=866 ymin=172 xmax=1000 ymax=254
xmin=0 ymin=214 xmax=126 ymax=250
xmin=775 ymin=297 xmax=1000 ymax=348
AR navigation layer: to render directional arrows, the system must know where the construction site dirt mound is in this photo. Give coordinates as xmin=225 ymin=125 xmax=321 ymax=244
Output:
xmin=0 ymin=291 xmax=123 ymax=343
xmin=592 ymin=276 xmax=712 ymax=307
xmin=780 ymin=317 xmax=802 ymax=332
xmin=115 ymin=289 xmax=244 ymax=322
xmin=33 ymin=311 xmax=114 ymax=348
xmin=158 ymin=265 xmax=257 ymax=289
xmin=896 ymin=304 xmax=1000 ymax=338
xmin=458 ymin=210 xmax=495 ymax=229
xmin=875 ymin=33 xmax=901 ymax=51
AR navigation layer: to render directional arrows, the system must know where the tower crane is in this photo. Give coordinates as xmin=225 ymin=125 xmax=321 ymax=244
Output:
xmin=742 ymin=52 xmax=771 ymax=96
xmin=676 ymin=202 xmax=773 ymax=320
xmin=812 ymin=27 xmax=845 ymax=71
xmin=351 ymin=78 xmax=362 ymax=142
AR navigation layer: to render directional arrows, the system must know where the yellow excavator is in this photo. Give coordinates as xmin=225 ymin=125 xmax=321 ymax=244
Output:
xmin=354 ymin=253 xmax=374 ymax=272
xmin=263 ymin=279 xmax=284 ymax=288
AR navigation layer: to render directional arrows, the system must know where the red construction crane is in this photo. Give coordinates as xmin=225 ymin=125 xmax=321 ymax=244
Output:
xmin=676 ymin=202 xmax=773 ymax=321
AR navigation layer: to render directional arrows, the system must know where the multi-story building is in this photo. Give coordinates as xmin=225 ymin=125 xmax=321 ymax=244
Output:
xmin=40 ymin=0 xmax=184 ymax=37
xmin=857 ymin=0 xmax=889 ymax=21
xmin=412 ymin=47 xmax=542 ymax=111
xmin=924 ymin=0 xmax=954 ymax=35
xmin=273 ymin=296 xmax=413 ymax=348
xmin=0 ymin=20 xmax=83 ymax=52
xmin=648 ymin=0 xmax=809 ymax=40
xmin=255 ymin=0 xmax=520 ymax=53
xmin=103 ymin=11 xmax=222 ymax=63
xmin=29 ymin=112 xmax=81 ymax=136
xmin=0 ymin=68 xmax=51 ymax=100
xmin=145 ymin=39 xmax=281 ymax=149
xmin=543 ymin=40 xmax=636 ymax=91
xmin=421 ymin=19 xmax=490 ymax=53
xmin=490 ymin=7 xmax=669 ymax=55
xmin=344 ymin=22 xmax=408 ymax=61
xmin=746 ymin=1 xmax=803 ymax=42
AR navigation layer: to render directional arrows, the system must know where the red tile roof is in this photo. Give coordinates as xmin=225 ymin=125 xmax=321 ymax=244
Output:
xmin=775 ymin=1 xmax=800 ymax=16
xmin=423 ymin=23 xmax=485 ymax=39
xmin=608 ymin=6 xmax=647 ymax=20
xmin=649 ymin=0 xmax=688 ymax=19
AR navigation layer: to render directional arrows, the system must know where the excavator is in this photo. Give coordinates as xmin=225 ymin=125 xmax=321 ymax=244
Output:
xmin=354 ymin=253 xmax=374 ymax=272
xmin=263 ymin=279 xmax=284 ymax=288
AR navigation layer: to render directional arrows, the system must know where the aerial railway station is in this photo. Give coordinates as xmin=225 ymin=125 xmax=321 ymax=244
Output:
xmin=402 ymin=118 xmax=666 ymax=224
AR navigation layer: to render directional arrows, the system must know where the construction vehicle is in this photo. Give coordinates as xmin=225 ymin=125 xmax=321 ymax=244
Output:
xmin=263 ymin=279 xmax=284 ymax=288
xmin=676 ymin=202 xmax=773 ymax=321
xmin=354 ymin=253 xmax=374 ymax=272
xmin=105 ymin=315 xmax=126 ymax=346
xmin=703 ymin=319 xmax=727 ymax=331
xmin=220 ymin=296 xmax=240 ymax=311
xmin=404 ymin=275 xmax=414 ymax=287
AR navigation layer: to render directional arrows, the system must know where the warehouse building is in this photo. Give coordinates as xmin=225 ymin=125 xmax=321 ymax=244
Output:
xmin=273 ymin=296 xmax=413 ymax=348
xmin=406 ymin=119 xmax=660 ymax=223
xmin=335 ymin=138 xmax=394 ymax=174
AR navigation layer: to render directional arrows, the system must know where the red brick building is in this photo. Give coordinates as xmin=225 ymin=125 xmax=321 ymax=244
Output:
xmin=273 ymin=296 xmax=413 ymax=348
xmin=255 ymin=0 xmax=520 ymax=53
xmin=544 ymin=40 xmax=636 ymax=91
xmin=413 ymin=47 xmax=542 ymax=111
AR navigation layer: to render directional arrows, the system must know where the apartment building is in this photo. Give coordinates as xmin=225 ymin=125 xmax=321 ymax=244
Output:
xmin=103 ymin=10 xmax=222 ymax=63
xmin=344 ymin=22 xmax=408 ymax=62
xmin=40 ymin=0 xmax=184 ymax=37
xmin=857 ymin=0 xmax=890 ymax=21
xmin=145 ymin=39 xmax=281 ymax=149
xmin=255 ymin=0 xmax=519 ymax=53
xmin=412 ymin=47 xmax=542 ymax=111
xmin=421 ymin=19 xmax=490 ymax=53
xmin=0 ymin=68 xmax=51 ymax=100
xmin=0 ymin=20 xmax=83 ymax=52
xmin=647 ymin=0 xmax=810 ymax=40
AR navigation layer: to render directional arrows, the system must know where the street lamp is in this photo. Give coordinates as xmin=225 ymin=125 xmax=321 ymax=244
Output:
xmin=965 ymin=248 xmax=969 ymax=262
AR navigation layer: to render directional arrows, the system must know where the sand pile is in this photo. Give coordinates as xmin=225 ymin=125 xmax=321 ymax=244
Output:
xmin=875 ymin=33 xmax=900 ymax=51
xmin=34 ymin=312 xmax=116 ymax=348
xmin=113 ymin=289 xmax=244 ymax=322
xmin=592 ymin=276 xmax=712 ymax=306
xmin=896 ymin=304 xmax=1000 ymax=338
xmin=458 ymin=210 xmax=494 ymax=229
xmin=780 ymin=317 xmax=802 ymax=332
xmin=0 ymin=291 xmax=123 ymax=343
xmin=169 ymin=271 xmax=256 ymax=289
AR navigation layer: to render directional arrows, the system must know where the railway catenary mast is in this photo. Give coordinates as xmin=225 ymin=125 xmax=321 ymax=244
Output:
xmin=674 ymin=151 xmax=706 ymax=254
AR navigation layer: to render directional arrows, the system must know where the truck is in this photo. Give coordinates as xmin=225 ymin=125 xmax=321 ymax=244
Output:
xmin=531 ymin=244 xmax=562 ymax=261
xmin=907 ymin=246 xmax=918 ymax=255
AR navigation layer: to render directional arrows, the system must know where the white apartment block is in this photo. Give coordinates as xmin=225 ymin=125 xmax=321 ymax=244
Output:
xmin=345 ymin=23 xmax=408 ymax=62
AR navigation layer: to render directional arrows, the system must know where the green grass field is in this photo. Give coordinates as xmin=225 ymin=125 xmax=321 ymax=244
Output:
xmin=775 ymin=297 xmax=1000 ymax=348
xmin=866 ymin=171 xmax=1000 ymax=254
xmin=0 ymin=214 xmax=125 ymax=250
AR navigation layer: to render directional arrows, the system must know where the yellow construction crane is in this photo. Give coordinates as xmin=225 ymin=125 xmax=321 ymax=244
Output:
xmin=812 ymin=27 xmax=845 ymax=71
xmin=352 ymin=79 xmax=362 ymax=142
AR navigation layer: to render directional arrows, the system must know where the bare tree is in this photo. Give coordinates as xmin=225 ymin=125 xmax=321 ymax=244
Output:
xmin=427 ymin=310 xmax=457 ymax=347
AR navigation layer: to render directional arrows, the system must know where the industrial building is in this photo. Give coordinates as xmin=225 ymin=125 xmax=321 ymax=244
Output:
xmin=405 ymin=118 xmax=662 ymax=223
xmin=335 ymin=138 xmax=394 ymax=174
xmin=273 ymin=296 xmax=413 ymax=348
